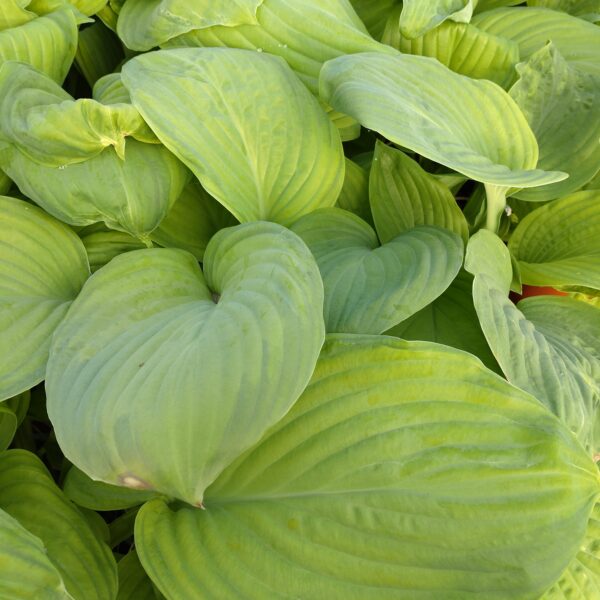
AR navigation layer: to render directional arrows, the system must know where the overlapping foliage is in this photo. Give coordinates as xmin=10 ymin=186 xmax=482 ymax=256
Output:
xmin=0 ymin=1 xmax=599 ymax=598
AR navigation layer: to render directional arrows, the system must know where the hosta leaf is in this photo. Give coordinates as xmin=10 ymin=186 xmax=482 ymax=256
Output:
xmin=0 ymin=7 xmax=78 ymax=83
xmin=543 ymin=502 xmax=600 ymax=599
xmin=528 ymin=0 xmax=600 ymax=21
xmin=0 ymin=196 xmax=89 ymax=401
xmin=508 ymin=191 xmax=600 ymax=292
xmin=383 ymin=9 xmax=519 ymax=88
xmin=400 ymin=0 xmax=475 ymax=39
xmin=64 ymin=466 xmax=155 ymax=511
xmin=159 ymin=0 xmax=390 ymax=96
xmin=0 ymin=404 xmax=16 ymax=450
xmin=320 ymin=52 xmax=566 ymax=189
xmin=0 ymin=450 xmax=117 ymax=599
xmin=0 ymin=0 xmax=36 ymax=29
xmin=122 ymin=48 xmax=344 ymax=226
xmin=78 ymin=224 xmax=145 ymax=273
xmin=136 ymin=334 xmax=600 ymax=600
xmin=350 ymin=0 xmax=400 ymax=39
xmin=291 ymin=208 xmax=463 ymax=333
xmin=150 ymin=180 xmax=237 ymax=261
xmin=510 ymin=44 xmax=600 ymax=201
xmin=0 ymin=509 xmax=71 ymax=600
xmin=0 ymin=61 xmax=154 ymax=167
xmin=336 ymin=157 xmax=372 ymax=226
xmin=71 ymin=0 xmax=108 ymax=16
xmin=117 ymin=551 xmax=164 ymax=600
xmin=75 ymin=19 xmax=124 ymax=87
xmin=117 ymin=0 xmax=263 ymax=50
xmin=47 ymin=222 xmax=324 ymax=506
xmin=369 ymin=141 xmax=469 ymax=244
xmin=473 ymin=7 xmax=600 ymax=76
xmin=385 ymin=269 xmax=500 ymax=373
xmin=466 ymin=230 xmax=600 ymax=453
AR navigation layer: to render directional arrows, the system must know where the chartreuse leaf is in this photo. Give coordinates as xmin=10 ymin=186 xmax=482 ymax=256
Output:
xmin=335 ymin=158 xmax=372 ymax=226
xmin=78 ymin=224 xmax=145 ymax=273
xmin=122 ymin=48 xmax=344 ymax=227
xmin=383 ymin=5 xmax=519 ymax=88
xmin=46 ymin=222 xmax=325 ymax=506
xmin=71 ymin=0 xmax=108 ymax=15
xmin=0 ymin=6 xmax=78 ymax=83
xmin=0 ymin=450 xmax=117 ymax=599
xmin=473 ymin=7 xmax=600 ymax=76
xmin=508 ymin=191 xmax=600 ymax=292
xmin=528 ymin=0 xmax=600 ymax=21
xmin=0 ymin=1 xmax=36 ymax=29
xmin=466 ymin=230 xmax=600 ymax=454
xmin=150 ymin=181 xmax=237 ymax=261
xmin=385 ymin=269 xmax=500 ymax=373
xmin=64 ymin=466 xmax=155 ymax=511
xmin=291 ymin=208 xmax=463 ymax=333
xmin=0 ymin=64 xmax=190 ymax=240
xmin=117 ymin=0 xmax=263 ymax=50
xmin=369 ymin=141 xmax=468 ymax=244
xmin=320 ymin=52 xmax=567 ymax=231
xmin=543 ymin=502 xmax=600 ymax=599
xmin=510 ymin=44 xmax=600 ymax=201
xmin=135 ymin=334 xmax=600 ymax=600
xmin=399 ymin=0 xmax=475 ymax=39
xmin=0 ymin=509 xmax=72 ymax=599
xmin=349 ymin=0 xmax=400 ymax=39
xmin=0 ymin=196 xmax=89 ymax=401
xmin=117 ymin=551 xmax=164 ymax=600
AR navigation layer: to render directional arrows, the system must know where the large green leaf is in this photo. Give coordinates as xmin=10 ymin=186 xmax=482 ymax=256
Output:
xmin=383 ymin=8 xmax=519 ymax=88
xmin=0 ymin=508 xmax=71 ymax=600
xmin=399 ymin=0 xmax=475 ymax=39
xmin=473 ymin=7 xmax=600 ymax=76
xmin=0 ymin=404 xmax=16 ymax=450
xmin=369 ymin=141 xmax=468 ymax=244
xmin=508 ymin=191 xmax=600 ymax=292
xmin=135 ymin=334 xmax=600 ymax=600
xmin=117 ymin=551 xmax=164 ymax=600
xmin=123 ymin=48 xmax=344 ymax=227
xmin=117 ymin=0 xmax=263 ymax=50
xmin=466 ymin=230 xmax=600 ymax=454
xmin=291 ymin=208 xmax=463 ymax=333
xmin=528 ymin=0 xmax=600 ymax=21
xmin=0 ymin=196 xmax=89 ymax=401
xmin=0 ymin=7 xmax=78 ymax=83
xmin=150 ymin=180 xmax=237 ymax=261
xmin=510 ymin=44 xmax=600 ymax=201
xmin=0 ymin=450 xmax=117 ymax=599
xmin=0 ymin=1 xmax=36 ymax=29
xmin=385 ymin=269 xmax=500 ymax=373
xmin=320 ymin=52 xmax=566 ymax=189
xmin=71 ymin=0 xmax=108 ymax=16
xmin=47 ymin=222 xmax=325 ymax=506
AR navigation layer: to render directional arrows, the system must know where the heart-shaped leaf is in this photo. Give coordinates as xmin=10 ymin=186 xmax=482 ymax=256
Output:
xmin=47 ymin=222 xmax=325 ymax=505
xmin=510 ymin=43 xmax=600 ymax=201
xmin=135 ymin=334 xmax=600 ymax=599
xmin=0 ymin=450 xmax=117 ymax=600
xmin=508 ymin=191 xmax=600 ymax=292
xmin=473 ymin=7 xmax=600 ymax=76
xmin=400 ymin=0 xmax=475 ymax=39
xmin=466 ymin=230 xmax=600 ymax=454
xmin=369 ymin=141 xmax=469 ymax=244
xmin=122 ymin=47 xmax=344 ymax=227
xmin=0 ymin=196 xmax=90 ymax=400
xmin=291 ymin=208 xmax=463 ymax=333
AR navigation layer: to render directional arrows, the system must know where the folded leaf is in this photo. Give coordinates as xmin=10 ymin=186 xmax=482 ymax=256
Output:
xmin=117 ymin=551 xmax=164 ymax=600
xmin=292 ymin=208 xmax=463 ymax=333
xmin=369 ymin=141 xmax=468 ymax=244
xmin=78 ymin=224 xmax=145 ymax=272
xmin=400 ymin=0 xmax=475 ymax=39
xmin=527 ymin=0 xmax=600 ymax=21
xmin=510 ymin=44 xmax=600 ymax=201
xmin=47 ymin=222 xmax=325 ymax=505
xmin=349 ymin=0 xmax=400 ymax=39
xmin=0 ymin=0 xmax=36 ymax=29
xmin=0 ymin=196 xmax=89 ymax=401
xmin=466 ymin=230 xmax=600 ymax=453
xmin=0 ymin=450 xmax=117 ymax=600
xmin=473 ymin=7 xmax=600 ymax=76
xmin=508 ymin=191 xmax=600 ymax=292
xmin=136 ymin=334 xmax=600 ymax=599
xmin=0 ymin=509 xmax=71 ymax=600
xmin=122 ymin=48 xmax=344 ymax=226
